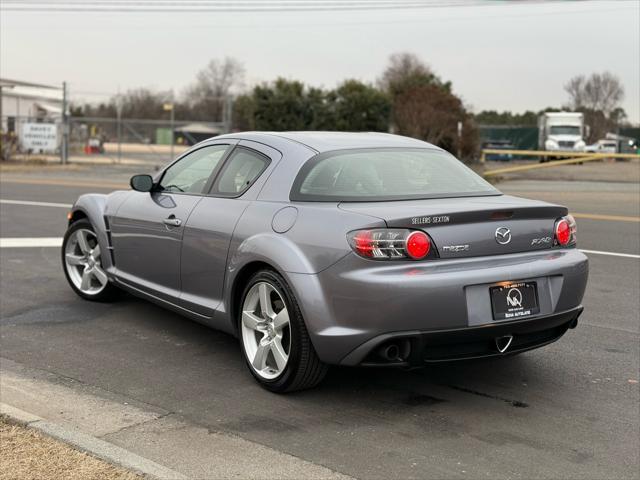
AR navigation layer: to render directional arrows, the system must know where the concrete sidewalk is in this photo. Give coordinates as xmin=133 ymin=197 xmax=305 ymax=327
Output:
xmin=0 ymin=358 xmax=351 ymax=480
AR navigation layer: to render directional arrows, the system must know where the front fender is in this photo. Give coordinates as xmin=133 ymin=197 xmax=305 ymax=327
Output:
xmin=70 ymin=191 xmax=128 ymax=271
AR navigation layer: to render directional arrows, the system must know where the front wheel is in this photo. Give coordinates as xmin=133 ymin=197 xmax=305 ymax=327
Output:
xmin=62 ymin=219 xmax=118 ymax=302
xmin=239 ymin=269 xmax=328 ymax=393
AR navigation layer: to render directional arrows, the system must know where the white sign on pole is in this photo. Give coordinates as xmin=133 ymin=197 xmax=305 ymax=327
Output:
xmin=20 ymin=123 xmax=59 ymax=152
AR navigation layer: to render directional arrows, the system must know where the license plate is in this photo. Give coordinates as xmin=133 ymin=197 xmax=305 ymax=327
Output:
xmin=490 ymin=282 xmax=539 ymax=320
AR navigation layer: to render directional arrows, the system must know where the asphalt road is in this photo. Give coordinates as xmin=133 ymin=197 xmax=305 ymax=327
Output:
xmin=1 ymin=166 xmax=638 ymax=479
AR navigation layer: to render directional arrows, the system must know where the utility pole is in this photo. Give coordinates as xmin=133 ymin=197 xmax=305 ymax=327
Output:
xmin=116 ymin=93 xmax=123 ymax=163
xmin=0 ymin=84 xmax=4 ymax=161
xmin=163 ymin=102 xmax=175 ymax=160
xmin=61 ymin=81 xmax=68 ymax=165
xmin=223 ymin=95 xmax=233 ymax=133
xmin=457 ymin=120 xmax=463 ymax=160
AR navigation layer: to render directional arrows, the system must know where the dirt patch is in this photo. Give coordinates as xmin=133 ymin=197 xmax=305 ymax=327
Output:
xmin=0 ymin=417 xmax=140 ymax=480
xmin=0 ymin=161 xmax=88 ymax=173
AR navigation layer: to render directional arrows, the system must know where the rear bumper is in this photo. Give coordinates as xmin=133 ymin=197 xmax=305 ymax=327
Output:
xmin=287 ymin=248 xmax=588 ymax=365
xmin=340 ymin=306 xmax=582 ymax=366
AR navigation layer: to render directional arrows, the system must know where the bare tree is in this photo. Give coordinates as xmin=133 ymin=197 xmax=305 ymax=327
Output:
xmin=564 ymin=72 xmax=625 ymax=141
xmin=378 ymin=52 xmax=449 ymax=98
xmin=564 ymin=72 xmax=624 ymax=115
xmin=564 ymin=76 xmax=586 ymax=111
xmin=394 ymin=84 xmax=478 ymax=160
xmin=184 ymin=57 xmax=246 ymax=121
xmin=379 ymin=53 xmax=476 ymax=159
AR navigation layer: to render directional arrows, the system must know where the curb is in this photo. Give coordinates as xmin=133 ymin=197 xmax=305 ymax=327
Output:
xmin=1 ymin=403 xmax=188 ymax=480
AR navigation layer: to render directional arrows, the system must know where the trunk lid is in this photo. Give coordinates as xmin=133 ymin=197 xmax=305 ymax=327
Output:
xmin=339 ymin=195 xmax=567 ymax=258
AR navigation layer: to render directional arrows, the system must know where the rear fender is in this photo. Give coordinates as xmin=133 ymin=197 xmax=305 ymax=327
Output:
xmin=230 ymin=233 xmax=317 ymax=275
xmin=220 ymin=233 xmax=318 ymax=333
xmin=220 ymin=201 xmax=386 ymax=334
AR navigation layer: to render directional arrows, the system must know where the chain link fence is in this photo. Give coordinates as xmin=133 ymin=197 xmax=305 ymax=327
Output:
xmin=1 ymin=114 xmax=227 ymax=166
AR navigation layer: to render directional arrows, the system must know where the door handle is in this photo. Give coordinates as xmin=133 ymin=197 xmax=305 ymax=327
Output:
xmin=163 ymin=215 xmax=182 ymax=227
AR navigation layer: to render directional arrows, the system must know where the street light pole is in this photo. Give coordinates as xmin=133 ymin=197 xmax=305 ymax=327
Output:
xmin=61 ymin=81 xmax=68 ymax=165
xmin=170 ymin=105 xmax=175 ymax=160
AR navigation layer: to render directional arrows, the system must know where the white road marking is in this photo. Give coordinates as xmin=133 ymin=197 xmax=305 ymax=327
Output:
xmin=0 ymin=238 xmax=63 ymax=248
xmin=580 ymin=249 xmax=640 ymax=259
xmin=0 ymin=199 xmax=72 ymax=208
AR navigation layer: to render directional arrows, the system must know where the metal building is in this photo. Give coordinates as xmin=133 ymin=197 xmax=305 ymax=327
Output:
xmin=1 ymin=78 xmax=63 ymax=132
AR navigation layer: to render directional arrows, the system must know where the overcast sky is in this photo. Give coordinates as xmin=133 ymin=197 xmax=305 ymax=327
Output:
xmin=2 ymin=0 xmax=639 ymax=122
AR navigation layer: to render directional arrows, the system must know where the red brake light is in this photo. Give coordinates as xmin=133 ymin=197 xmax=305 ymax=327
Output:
xmin=555 ymin=219 xmax=570 ymax=245
xmin=352 ymin=230 xmax=374 ymax=258
xmin=347 ymin=229 xmax=434 ymax=260
xmin=405 ymin=231 xmax=431 ymax=259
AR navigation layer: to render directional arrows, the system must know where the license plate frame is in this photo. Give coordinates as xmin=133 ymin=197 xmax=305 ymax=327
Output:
xmin=490 ymin=281 xmax=540 ymax=321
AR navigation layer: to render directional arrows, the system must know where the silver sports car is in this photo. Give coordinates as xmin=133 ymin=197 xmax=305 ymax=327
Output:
xmin=62 ymin=132 xmax=589 ymax=392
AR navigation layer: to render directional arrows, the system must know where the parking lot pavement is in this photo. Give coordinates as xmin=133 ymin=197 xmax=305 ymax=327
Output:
xmin=1 ymin=169 xmax=638 ymax=479
xmin=497 ymin=180 xmax=640 ymax=256
xmin=486 ymin=158 xmax=640 ymax=184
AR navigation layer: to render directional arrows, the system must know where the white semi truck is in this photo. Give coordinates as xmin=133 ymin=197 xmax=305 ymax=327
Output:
xmin=538 ymin=112 xmax=587 ymax=154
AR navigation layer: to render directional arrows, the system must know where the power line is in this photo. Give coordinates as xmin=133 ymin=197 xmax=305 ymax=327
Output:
xmin=0 ymin=0 xmax=506 ymax=4
xmin=5 ymin=0 xmax=483 ymax=1
xmin=11 ymin=4 xmax=626 ymax=30
xmin=0 ymin=3 xmax=496 ymax=13
xmin=2 ymin=2 xmax=631 ymax=30
xmin=0 ymin=0 xmax=590 ymax=13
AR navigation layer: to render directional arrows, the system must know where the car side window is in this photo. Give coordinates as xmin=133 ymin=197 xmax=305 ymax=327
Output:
xmin=212 ymin=147 xmax=270 ymax=196
xmin=160 ymin=144 xmax=228 ymax=194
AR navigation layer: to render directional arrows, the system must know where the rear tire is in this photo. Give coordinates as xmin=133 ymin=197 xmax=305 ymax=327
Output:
xmin=62 ymin=219 xmax=119 ymax=302
xmin=238 ymin=269 xmax=328 ymax=393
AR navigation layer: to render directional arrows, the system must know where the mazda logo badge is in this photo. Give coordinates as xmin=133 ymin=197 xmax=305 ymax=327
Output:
xmin=495 ymin=227 xmax=512 ymax=245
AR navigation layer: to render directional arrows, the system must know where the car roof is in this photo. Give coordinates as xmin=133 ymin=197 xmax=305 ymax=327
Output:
xmin=217 ymin=131 xmax=438 ymax=153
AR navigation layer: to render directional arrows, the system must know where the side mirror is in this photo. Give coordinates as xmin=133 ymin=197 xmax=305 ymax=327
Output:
xmin=130 ymin=174 xmax=154 ymax=192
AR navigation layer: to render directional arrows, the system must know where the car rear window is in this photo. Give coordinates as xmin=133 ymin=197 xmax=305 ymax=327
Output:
xmin=290 ymin=148 xmax=500 ymax=202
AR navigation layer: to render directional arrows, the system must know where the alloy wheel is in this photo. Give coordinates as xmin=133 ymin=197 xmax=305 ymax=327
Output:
xmin=241 ymin=281 xmax=291 ymax=380
xmin=64 ymin=228 xmax=108 ymax=295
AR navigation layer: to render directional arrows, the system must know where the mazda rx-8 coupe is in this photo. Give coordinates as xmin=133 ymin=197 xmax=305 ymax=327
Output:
xmin=62 ymin=132 xmax=589 ymax=392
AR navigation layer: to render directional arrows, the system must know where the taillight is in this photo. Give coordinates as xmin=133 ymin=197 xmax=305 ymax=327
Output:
xmin=352 ymin=230 xmax=374 ymax=258
xmin=347 ymin=229 xmax=433 ymax=260
xmin=554 ymin=215 xmax=577 ymax=246
xmin=406 ymin=231 xmax=431 ymax=259
xmin=555 ymin=219 xmax=570 ymax=245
